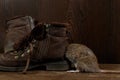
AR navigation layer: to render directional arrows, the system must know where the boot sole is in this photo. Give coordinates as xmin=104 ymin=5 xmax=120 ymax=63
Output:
xmin=0 ymin=64 xmax=40 ymax=72
xmin=0 ymin=60 xmax=69 ymax=72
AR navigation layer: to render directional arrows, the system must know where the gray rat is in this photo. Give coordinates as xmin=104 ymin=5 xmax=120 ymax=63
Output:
xmin=66 ymin=43 xmax=120 ymax=73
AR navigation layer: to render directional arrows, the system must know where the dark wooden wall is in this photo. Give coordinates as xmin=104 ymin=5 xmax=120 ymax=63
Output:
xmin=0 ymin=0 xmax=119 ymax=63
xmin=111 ymin=0 xmax=120 ymax=63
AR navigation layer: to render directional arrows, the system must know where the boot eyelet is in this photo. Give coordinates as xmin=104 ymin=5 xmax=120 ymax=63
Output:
xmin=14 ymin=56 xmax=19 ymax=59
xmin=21 ymin=54 xmax=25 ymax=57
xmin=27 ymin=49 xmax=30 ymax=53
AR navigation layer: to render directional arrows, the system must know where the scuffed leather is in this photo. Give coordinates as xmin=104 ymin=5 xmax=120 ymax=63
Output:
xmin=32 ymin=23 xmax=69 ymax=61
xmin=4 ymin=16 xmax=35 ymax=53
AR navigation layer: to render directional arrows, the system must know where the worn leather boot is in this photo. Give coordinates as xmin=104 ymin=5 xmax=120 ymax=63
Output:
xmin=0 ymin=19 xmax=69 ymax=72
xmin=0 ymin=16 xmax=39 ymax=72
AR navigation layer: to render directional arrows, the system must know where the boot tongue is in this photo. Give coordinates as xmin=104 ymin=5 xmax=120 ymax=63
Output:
xmin=7 ymin=16 xmax=29 ymax=28
xmin=4 ymin=16 xmax=35 ymax=53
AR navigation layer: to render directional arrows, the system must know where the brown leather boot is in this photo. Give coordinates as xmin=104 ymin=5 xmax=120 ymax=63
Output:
xmin=0 ymin=20 xmax=69 ymax=72
xmin=0 ymin=16 xmax=39 ymax=72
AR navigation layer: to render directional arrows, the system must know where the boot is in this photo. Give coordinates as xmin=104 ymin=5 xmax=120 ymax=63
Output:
xmin=0 ymin=19 xmax=69 ymax=72
xmin=0 ymin=16 xmax=39 ymax=72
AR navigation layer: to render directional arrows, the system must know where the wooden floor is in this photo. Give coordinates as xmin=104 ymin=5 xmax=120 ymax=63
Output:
xmin=0 ymin=64 xmax=120 ymax=80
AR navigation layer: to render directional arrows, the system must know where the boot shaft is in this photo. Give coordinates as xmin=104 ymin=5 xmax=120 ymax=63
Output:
xmin=32 ymin=23 xmax=69 ymax=61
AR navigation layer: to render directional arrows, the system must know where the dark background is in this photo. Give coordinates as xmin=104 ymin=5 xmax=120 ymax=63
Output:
xmin=0 ymin=0 xmax=119 ymax=63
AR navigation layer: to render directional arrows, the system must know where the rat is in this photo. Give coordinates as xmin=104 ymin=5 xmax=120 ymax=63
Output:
xmin=66 ymin=43 xmax=120 ymax=73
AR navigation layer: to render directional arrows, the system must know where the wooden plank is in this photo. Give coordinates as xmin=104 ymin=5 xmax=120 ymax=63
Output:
xmin=0 ymin=64 xmax=120 ymax=80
